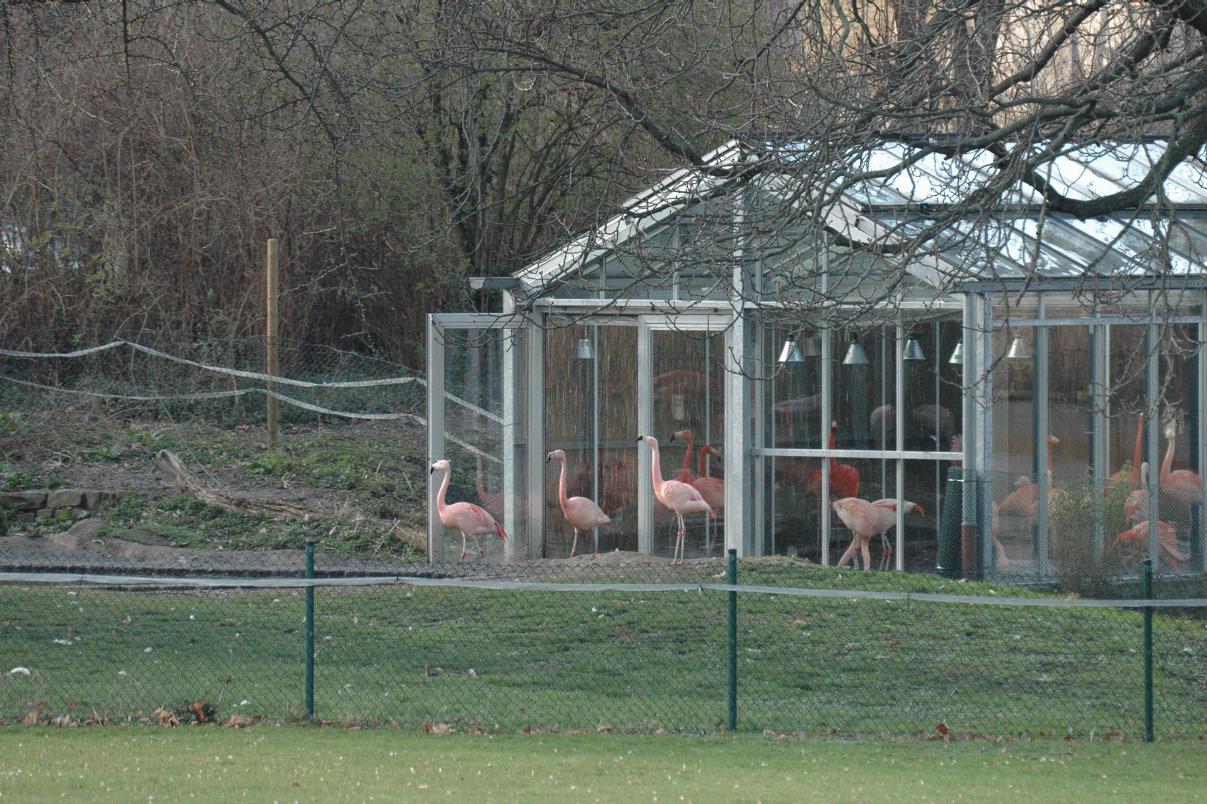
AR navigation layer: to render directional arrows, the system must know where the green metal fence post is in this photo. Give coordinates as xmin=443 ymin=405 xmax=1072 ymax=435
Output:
xmin=305 ymin=540 xmax=316 ymax=722
xmin=1143 ymin=558 xmax=1153 ymax=743
xmin=727 ymin=548 xmax=738 ymax=732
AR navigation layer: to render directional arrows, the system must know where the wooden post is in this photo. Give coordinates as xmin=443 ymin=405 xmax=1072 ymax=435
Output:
xmin=266 ymin=238 xmax=280 ymax=450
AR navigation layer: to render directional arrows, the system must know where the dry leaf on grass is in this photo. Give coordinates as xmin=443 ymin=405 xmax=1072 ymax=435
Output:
xmin=153 ymin=707 xmax=179 ymax=727
xmin=226 ymin=715 xmax=261 ymax=729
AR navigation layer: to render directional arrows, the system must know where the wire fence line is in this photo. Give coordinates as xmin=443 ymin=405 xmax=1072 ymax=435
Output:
xmin=1 ymin=556 xmax=1203 ymax=739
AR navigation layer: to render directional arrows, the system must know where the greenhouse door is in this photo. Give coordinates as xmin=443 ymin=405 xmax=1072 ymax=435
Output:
xmin=427 ymin=314 xmax=537 ymax=562
xmin=636 ymin=315 xmax=729 ymax=557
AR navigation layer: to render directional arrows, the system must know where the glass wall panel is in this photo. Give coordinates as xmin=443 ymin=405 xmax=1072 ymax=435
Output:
xmin=902 ymin=459 xmax=941 ymax=571
xmin=832 ymin=326 xmax=894 ymax=451
xmin=1048 ymin=326 xmax=1092 ymax=480
xmin=763 ymin=323 xmax=822 ymax=449
xmin=437 ymin=326 xmax=527 ymax=562
xmin=902 ymin=319 xmax=962 ymax=452
xmin=650 ymin=330 xmax=725 ymax=558
xmin=598 ymin=327 xmax=640 ymax=552
xmin=765 ymin=457 xmax=822 ymax=559
xmin=543 ymin=324 xmax=638 ymax=557
xmin=1157 ymin=324 xmax=1199 ymax=573
xmin=989 ymin=325 xmax=1036 ymax=573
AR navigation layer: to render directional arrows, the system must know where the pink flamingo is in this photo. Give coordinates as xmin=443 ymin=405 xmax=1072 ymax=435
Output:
xmin=546 ymin=449 xmax=611 ymax=557
xmin=996 ymin=434 xmax=1060 ymax=522
xmin=637 ymin=435 xmax=712 ymax=564
xmin=430 ymin=460 xmax=508 ymax=561
xmin=1123 ymin=463 xmax=1151 ymax=524
xmin=1160 ymin=423 xmax=1203 ymax=507
xmin=807 ymin=421 xmax=860 ymax=499
xmin=691 ymin=445 xmax=724 ymax=514
xmin=832 ymin=497 xmax=923 ymax=571
xmin=668 ymin=429 xmax=697 ymax=484
xmin=1107 ymin=415 xmax=1144 ymax=489
xmin=475 ymin=454 xmax=505 ymax=520
xmin=692 ymin=444 xmax=725 ymax=555
xmin=1109 ymin=519 xmax=1186 ymax=572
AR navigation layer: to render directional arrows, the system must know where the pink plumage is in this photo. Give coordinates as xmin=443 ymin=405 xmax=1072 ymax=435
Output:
xmin=833 ymin=496 xmax=923 ymax=571
xmin=431 ymin=460 xmax=508 ymax=561
xmin=638 ymin=435 xmax=711 ymax=564
xmin=1160 ymin=425 xmax=1204 ymax=506
xmin=668 ymin=429 xmax=697 ymax=484
xmin=546 ymin=449 xmax=611 ymax=557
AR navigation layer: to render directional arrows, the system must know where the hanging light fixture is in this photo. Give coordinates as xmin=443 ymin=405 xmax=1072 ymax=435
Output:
xmin=1007 ymin=335 xmax=1031 ymax=360
xmin=574 ymin=335 xmax=595 ymax=360
xmin=777 ymin=336 xmax=804 ymax=364
xmin=842 ymin=334 xmax=869 ymax=366
xmin=948 ymin=340 xmax=964 ymax=365
xmin=903 ymin=331 xmax=926 ymax=361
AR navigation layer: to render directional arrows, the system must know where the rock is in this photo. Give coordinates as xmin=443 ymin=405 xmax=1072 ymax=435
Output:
xmin=46 ymin=490 xmax=84 ymax=509
xmin=0 ymin=491 xmax=46 ymax=511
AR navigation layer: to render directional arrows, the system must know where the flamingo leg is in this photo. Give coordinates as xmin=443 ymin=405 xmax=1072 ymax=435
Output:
xmin=836 ymin=539 xmax=857 ymax=568
xmin=593 ymin=528 xmax=599 ymax=555
xmin=859 ymin=537 xmax=871 ymax=571
xmin=675 ymin=513 xmax=687 ymax=564
xmin=460 ymin=532 xmax=468 ymax=561
xmin=879 ymin=534 xmax=893 ymax=571
xmin=570 ymin=529 xmax=578 ymax=558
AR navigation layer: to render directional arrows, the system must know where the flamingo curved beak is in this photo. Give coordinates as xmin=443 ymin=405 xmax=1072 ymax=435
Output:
xmin=913 ymin=505 xmax=927 ymax=517
xmin=429 ymin=466 xmax=435 ymax=475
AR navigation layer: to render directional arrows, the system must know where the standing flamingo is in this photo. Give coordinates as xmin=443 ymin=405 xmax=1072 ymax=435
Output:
xmin=430 ymin=460 xmax=507 ymax=560
xmin=832 ymin=497 xmax=923 ymax=570
xmin=1159 ymin=423 xmax=1204 ymax=507
xmin=807 ymin=421 xmax=860 ymax=499
xmin=691 ymin=445 xmax=725 ymax=515
xmin=996 ymin=435 xmax=1060 ymax=522
xmin=692 ymin=444 xmax=725 ymax=555
xmin=669 ymin=429 xmax=697 ymax=484
xmin=1107 ymin=415 xmax=1144 ymax=489
xmin=546 ymin=449 xmax=612 ymax=557
xmin=637 ymin=435 xmax=712 ymax=564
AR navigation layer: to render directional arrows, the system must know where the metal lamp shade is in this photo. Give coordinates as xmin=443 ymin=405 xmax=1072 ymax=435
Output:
xmin=777 ymin=338 xmax=804 ymax=364
xmin=574 ymin=336 xmax=595 ymax=360
xmin=948 ymin=340 xmax=964 ymax=365
xmin=842 ymin=336 xmax=869 ymax=366
xmin=1007 ymin=336 xmax=1031 ymax=360
xmin=903 ymin=335 xmax=926 ymax=361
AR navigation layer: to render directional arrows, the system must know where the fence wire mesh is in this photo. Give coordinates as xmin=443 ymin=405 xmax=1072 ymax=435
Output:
xmin=1 ymin=560 xmax=1204 ymax=739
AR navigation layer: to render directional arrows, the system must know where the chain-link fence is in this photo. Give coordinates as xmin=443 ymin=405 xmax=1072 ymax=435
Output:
xmin=1 ymin=556 xmax=1204 ymax=738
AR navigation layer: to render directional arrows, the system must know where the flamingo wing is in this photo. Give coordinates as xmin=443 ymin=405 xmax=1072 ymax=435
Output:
xmin=443 ymin=501 xmax=500 ymax=536
xmin=657 ymin=480 xmax=712 ymax=514
xmin=564 ymin=496 xmax=612 ymax=530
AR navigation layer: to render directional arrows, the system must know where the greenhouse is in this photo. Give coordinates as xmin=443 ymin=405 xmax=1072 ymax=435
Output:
xmin=427 ymin=141 xmax=1207 ymax=581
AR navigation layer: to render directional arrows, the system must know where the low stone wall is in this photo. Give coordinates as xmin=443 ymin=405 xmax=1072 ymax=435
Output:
xmin=0 ymin=489 xmax=122 ymax=522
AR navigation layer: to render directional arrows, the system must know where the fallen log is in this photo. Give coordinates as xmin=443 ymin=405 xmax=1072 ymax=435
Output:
xmin=154 ymin=449 xmax=310 ymax=519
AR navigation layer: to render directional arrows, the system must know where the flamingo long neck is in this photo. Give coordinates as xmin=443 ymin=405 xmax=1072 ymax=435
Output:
xmin=1046 ymin=440 xmax=1053 ymax=480
xmin=698 ymin=446 xmax=711 ymax=478
xmin=828 ymin=427 xmax=838 ymax=470
xmin=649 ymin=440 xmax=665 ymax=487
xmin=476 ymin=456 xmax=489 ymax=499
xmin=681 ymin=433 xmax=694 ymax=474
xmin=556 ymin=456 xmax=570 ymax=511
xmin=435 ymin=467 xmax=450 ymax=514
xmin=1162 ymin=430 xmax=1176 ymax=483
xmin=1131 ymin=416 xmax=1145 ymax=489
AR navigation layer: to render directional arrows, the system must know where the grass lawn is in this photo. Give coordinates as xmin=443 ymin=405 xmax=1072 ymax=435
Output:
xmin=0 ymin=728 xmax=1204 ymax=802
xmin=1 ymin=565 xmax=1205 ymax=739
